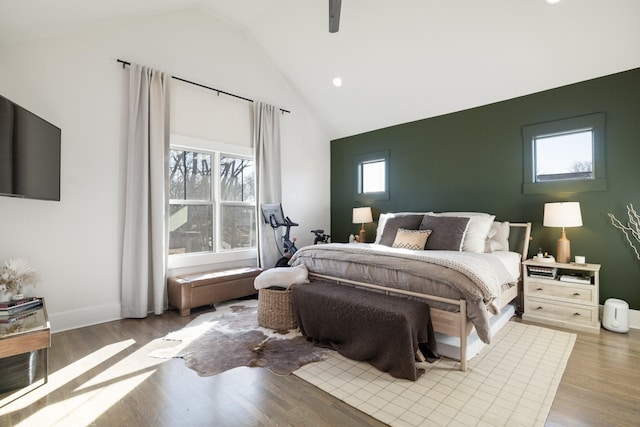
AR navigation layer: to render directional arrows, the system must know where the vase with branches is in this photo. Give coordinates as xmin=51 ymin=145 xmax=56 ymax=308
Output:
xmin=608 ymin=203 xmax=640 ymax=261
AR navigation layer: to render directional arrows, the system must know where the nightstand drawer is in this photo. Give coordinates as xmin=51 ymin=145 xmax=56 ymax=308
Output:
xmin=525 ymin=281 xmax=595 ymax=304
xmin=525 ymin=297 xmax=598 ymax=325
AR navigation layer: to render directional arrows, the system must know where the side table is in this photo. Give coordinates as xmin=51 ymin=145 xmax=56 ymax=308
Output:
xmin=0 ymin=299 xmax=51 ymax=391
xmin=522 ymin=259 xmax=601 ymax=333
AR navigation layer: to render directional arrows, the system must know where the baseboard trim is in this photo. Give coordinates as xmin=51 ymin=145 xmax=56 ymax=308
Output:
xmin=49 ymin=302 xmax=122 ymax=333
xmin=628 ymin=307 xmax=640 ymax=329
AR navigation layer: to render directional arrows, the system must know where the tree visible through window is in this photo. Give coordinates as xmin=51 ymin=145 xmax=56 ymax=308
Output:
xmin=522 ymin=113 xmax=606 ymax=195
xmin=535 ymin=130 xmax=593 ymax=182
xmin=219 ymin=155 xmax=256 ymax=251
xmin=169 ymin=149 xmax=256 ymax=255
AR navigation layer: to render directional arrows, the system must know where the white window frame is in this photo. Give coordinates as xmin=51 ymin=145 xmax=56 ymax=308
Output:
xmin=522 ymin=113 xmax=606 ymax=195
xmin=168 ymin=134 xmax=257 ymax=270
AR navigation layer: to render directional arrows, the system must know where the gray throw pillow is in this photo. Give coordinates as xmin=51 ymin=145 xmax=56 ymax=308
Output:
xmin=378 ymin=215 xmax=425 ymax=247
xmin=419 ymin=215 xmax=471 ymax=251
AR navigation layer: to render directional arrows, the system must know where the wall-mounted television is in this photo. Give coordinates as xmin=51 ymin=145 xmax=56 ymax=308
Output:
xmin=0 ymin=94 xmax=61 ymax=201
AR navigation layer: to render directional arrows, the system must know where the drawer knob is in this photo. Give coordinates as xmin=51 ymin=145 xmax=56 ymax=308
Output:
xmin=536 ymin=287 xmax=543 ymax=291
xmin=536 ymin=306 xmax=543 ymax=310
xmin=573 ymin=292 xmax=581 ymax=296
xmin=573 ymin=312 xmax=581 ymax=316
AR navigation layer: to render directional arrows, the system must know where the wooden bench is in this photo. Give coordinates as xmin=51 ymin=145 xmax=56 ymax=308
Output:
xmin=167 ymin=267 xmax=262 ymax=316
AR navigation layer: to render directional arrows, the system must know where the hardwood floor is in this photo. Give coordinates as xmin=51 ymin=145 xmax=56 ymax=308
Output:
xmin=1 ymin=307 xmax=638 ymax=426
xmin=538 ymin=319 xmax=640 ymax=427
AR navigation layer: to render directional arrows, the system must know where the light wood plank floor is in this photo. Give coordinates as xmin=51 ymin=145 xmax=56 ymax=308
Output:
xmin=1 ymin=307 xmax=639 ymax=426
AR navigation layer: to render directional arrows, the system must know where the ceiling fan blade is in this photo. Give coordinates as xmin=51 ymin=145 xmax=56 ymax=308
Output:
xmin=329 ymin=0 xmax=341 ymax=33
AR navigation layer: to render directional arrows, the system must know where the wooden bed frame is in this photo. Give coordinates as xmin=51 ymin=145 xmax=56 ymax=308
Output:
xmin=308 ymin=222 xmax=532 ymax=372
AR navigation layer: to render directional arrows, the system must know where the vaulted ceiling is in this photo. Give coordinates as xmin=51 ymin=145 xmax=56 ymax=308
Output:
xmin=2 ymin=0 xmax=639 ymax=139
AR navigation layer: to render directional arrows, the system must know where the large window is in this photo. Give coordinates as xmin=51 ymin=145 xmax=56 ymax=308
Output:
xmin=169 ymin=144 xmax=256 ymax=258
xmin=522 ymin=113 xmax=606 ymax=195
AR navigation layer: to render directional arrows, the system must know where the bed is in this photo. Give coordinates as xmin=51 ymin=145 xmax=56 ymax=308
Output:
xmin=288 ymin=212 xmax=531 ymax=371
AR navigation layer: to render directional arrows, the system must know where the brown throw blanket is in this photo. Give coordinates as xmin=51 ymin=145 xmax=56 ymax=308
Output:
xmin=292 ymin=281 xmax=438 ymax=381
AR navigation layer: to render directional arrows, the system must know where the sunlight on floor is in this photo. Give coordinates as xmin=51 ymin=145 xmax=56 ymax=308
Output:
xmin=149 ymin=316 xmax=221 ymax=358
xmin=0 ymin=336 xmax=178 ymax=426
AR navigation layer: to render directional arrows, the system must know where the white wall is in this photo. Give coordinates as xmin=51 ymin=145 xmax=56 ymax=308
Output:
xmin=0 ymin=7 xmax=331 ymax=332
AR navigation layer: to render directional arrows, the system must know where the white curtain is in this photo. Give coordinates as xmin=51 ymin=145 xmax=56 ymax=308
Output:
xmin=253 ymin=102 xmax=282 ymax=269
xmin=121 ymin=64 xmax=171 ymax=317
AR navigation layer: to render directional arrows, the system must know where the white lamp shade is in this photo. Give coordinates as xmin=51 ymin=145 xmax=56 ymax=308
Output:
xmin=543 ymin=202 xmax=583 ymax=228
xmin=352 ymin=207 xmax=373 ymax=224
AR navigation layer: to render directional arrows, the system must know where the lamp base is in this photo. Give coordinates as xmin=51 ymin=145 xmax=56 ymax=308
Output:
xmin=359 ymin=228 xmax=367 ymax=244
xmin=557 ymin=230 xmax=571 ymax=264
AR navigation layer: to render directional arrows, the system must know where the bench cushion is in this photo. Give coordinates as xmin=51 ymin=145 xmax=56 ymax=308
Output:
xmin=173 ymin=267 xmax=262 ymax=287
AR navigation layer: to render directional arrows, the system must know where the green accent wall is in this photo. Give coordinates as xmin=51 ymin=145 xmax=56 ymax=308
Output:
xmin=331 ymin=67 xmax=640 ymax=309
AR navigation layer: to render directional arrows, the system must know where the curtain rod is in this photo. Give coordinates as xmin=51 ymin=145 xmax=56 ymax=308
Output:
xmin=117 ymin=59 xmax=290 ymax=114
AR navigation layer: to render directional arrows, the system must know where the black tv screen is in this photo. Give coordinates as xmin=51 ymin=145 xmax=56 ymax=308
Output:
xmin=0 ymin=94 xmax=61 ymax=201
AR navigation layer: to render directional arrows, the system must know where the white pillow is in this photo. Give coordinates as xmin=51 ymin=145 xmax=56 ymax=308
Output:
xmin=374 ymin=212 xmax=431 ymax=244
xmin=253 ymin=264 xmax=309 ymax=290
xmin=485 ymin=221 xmax=510 ymax=252
xmin=429 ymin=212 xmax=496 ymax=253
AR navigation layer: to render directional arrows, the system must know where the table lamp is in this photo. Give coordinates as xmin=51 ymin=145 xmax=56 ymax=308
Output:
xmin=352 ymin=207 xmax=373 ymax=243
xmin=543 ymin=202 xmax=583 ymax=263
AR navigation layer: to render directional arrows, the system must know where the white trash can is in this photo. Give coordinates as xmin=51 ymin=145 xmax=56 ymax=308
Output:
xmin=602 ymin=298 xmax=629 ymax=333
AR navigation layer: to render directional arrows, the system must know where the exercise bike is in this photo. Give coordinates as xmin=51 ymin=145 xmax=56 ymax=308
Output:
xmin=261 ymin=203 xmax=299 ymax=267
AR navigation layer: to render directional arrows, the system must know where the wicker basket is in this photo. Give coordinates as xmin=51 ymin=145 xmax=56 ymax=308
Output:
xmin=258 ymin=286 xmax=297 ymax=330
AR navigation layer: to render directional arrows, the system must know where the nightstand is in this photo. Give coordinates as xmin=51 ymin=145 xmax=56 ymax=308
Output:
xmin=522 ymin=259 xmax=601 ymax=333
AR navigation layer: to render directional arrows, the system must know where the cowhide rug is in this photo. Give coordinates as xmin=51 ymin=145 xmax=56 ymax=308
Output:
xmin=149 ymin=299 xmax=331 ymax=377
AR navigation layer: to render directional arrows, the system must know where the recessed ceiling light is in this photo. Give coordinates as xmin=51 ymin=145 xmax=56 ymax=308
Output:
xmin=546 ymin=0 xmax=561 ymax=4
xmin=332 ymin=77 xmax=343 ymax=87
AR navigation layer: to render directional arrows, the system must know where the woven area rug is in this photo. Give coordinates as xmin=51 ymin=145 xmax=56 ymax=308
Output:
xmin=150 ymin=299 xmax=331 ymax=376
xmin=294 ymin=321 xmax=576 ymax=427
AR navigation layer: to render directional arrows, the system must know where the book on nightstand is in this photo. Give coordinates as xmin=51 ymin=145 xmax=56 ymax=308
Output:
xmin=559 ymin=274 xmax=592 ymax=285
xmin=527 ymin=266 xmax=558 ymax=279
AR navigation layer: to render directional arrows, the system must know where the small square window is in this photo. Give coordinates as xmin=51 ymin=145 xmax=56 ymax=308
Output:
xmin=354 ymin=151 xmax=389 ymax=201
xmin=535 ymin=130 xmax=593 ymax=182
xmin=523 ymin=113 xmax=606 ymax=195
xmin=361 ymin=159 xmax=386 ymax=193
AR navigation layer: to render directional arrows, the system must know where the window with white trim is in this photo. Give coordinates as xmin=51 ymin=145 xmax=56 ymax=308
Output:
xmin=168 ymin=142 xmax=256 ymax=258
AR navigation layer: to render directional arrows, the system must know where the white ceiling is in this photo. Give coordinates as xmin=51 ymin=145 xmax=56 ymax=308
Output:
xmin=2 ymin=0 xmax=639 ymax=139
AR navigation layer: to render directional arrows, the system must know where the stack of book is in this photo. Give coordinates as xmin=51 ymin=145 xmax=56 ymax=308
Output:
xmin=0 ymin=297 xmax=43 ymax=323
xmin=559 ymin=274 xmax=592 ymax=285
xmin=527 ymin=265 xmax=558 ymax=280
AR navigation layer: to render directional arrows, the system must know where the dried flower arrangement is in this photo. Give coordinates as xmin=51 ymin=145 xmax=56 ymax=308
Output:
xmin=608 ymin=203 xmax=640 ymax=261
xmin=0 ymin=258 xmax=39 ymax=293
